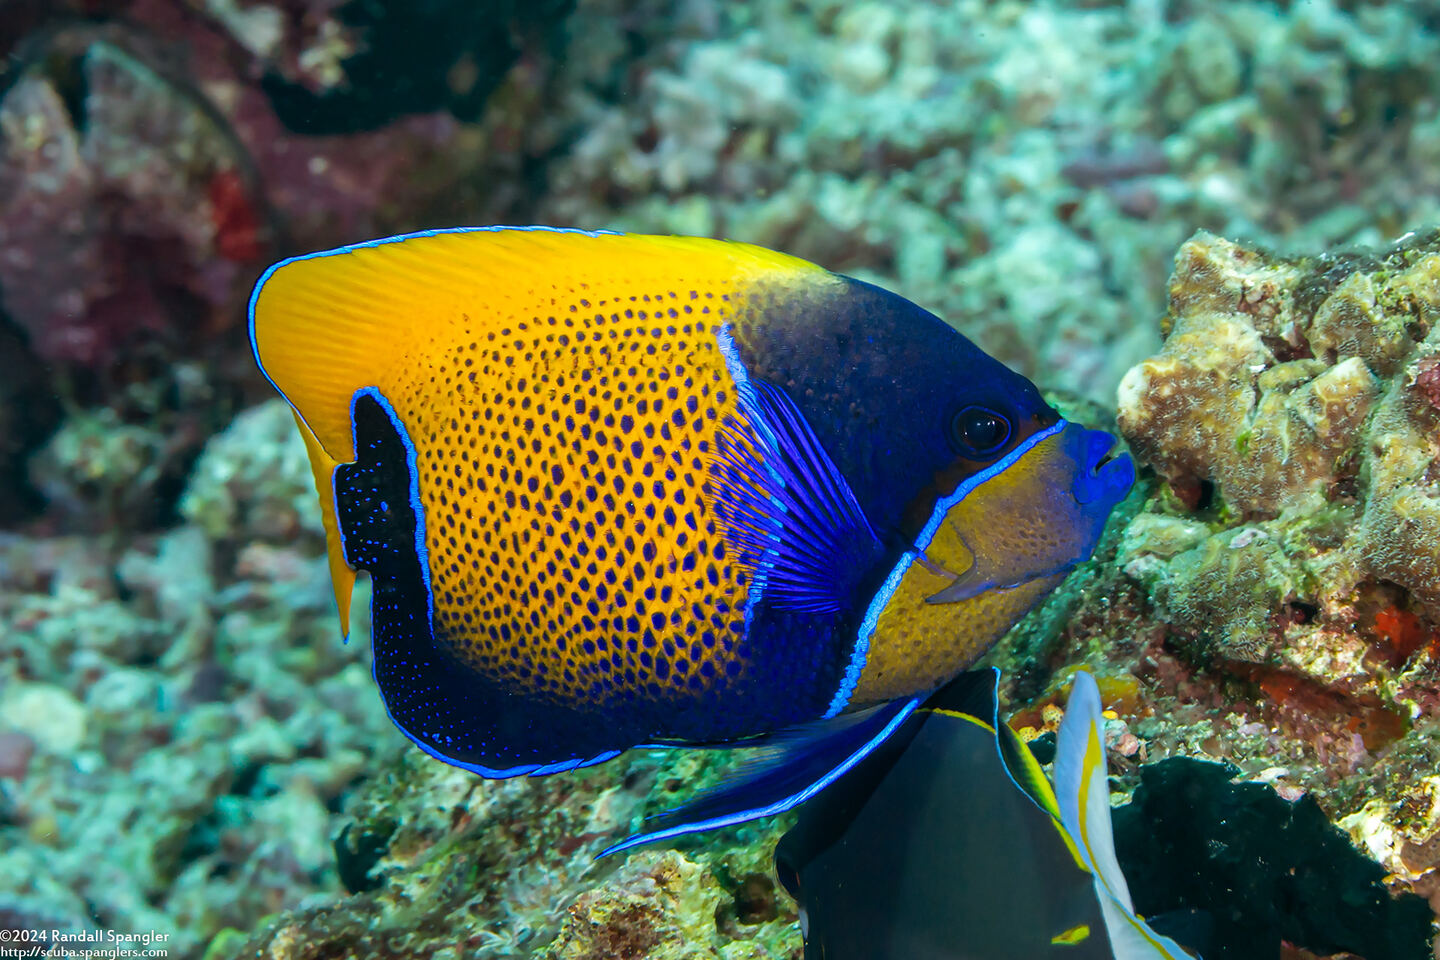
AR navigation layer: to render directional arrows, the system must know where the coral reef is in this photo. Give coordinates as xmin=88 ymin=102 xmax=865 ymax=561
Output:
xmin=1117 ymin=228 xmax=1440 ymax=663
xmin=982 ymin=226 xmax=1440 ymax=950
xmin=0 ymin=406 xmax=392 ymax=957
xmin=4 ymin=0 xmax=1440 ymax=957
xmin=0 ymin=38 xmax=255 ymax=369
xmin=209 ymin=747 xmax=797 ymax=960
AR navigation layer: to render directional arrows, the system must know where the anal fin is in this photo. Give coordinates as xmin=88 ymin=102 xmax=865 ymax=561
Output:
xmin=339 ymin=387 xmax=633 ymax=777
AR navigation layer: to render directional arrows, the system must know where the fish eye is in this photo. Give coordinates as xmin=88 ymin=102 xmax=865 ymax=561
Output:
xmin=948 ymin=406 xmax=1011 ymax=459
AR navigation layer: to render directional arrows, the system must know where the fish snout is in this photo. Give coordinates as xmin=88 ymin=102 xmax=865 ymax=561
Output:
xmin=1071 ymin=427 xmax=1135 ymax=506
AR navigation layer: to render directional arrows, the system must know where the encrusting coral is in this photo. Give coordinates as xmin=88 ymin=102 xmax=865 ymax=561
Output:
xmin=1118 ymin=228 xmax=1440 ymax=659
xmin=1059 ymin=227 xmax=1440 ymax=927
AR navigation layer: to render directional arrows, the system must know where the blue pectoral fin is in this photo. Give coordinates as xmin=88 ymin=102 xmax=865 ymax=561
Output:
xmin=712 ymin=371 xmax=885 ymax=615
xmin=599 ymin=695 xmax=923 ymax=858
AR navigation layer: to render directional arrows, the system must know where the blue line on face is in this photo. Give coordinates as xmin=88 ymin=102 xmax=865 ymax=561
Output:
xmin=912 ymin=419 xmax=1067 ymax=552
xmin=824 ymin=420 xmax=1069 ymax=718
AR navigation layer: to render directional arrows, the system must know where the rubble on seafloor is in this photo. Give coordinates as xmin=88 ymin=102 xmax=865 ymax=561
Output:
xmin=212 ymin=735 xmax=800 ymax=960
xmin=3 ymin=0 xmax=1440 ymax=957
xmin=0 ymin=400 xmax=395 ymax=958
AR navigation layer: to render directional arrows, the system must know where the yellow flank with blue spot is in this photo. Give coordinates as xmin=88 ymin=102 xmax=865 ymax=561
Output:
xmin=249 ymin=226 xmax=1135 ymax=840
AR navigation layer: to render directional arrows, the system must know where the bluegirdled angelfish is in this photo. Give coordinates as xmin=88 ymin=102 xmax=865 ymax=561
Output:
xmin=248 ymin=227 xmax=1135 ymax=847
xmin=774 ymin=670 xmax=1199 ymax=959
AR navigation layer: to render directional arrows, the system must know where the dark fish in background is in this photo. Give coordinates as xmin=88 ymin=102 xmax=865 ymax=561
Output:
xmin=248 ymin=227 xmax=1135 ymax=849
xmin=775 ymin=670 xmax=1196 ymax=959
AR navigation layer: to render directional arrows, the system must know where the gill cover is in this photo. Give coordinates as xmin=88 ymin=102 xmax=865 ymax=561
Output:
xmin=850 ymin=422 xmax=1135 ymax=704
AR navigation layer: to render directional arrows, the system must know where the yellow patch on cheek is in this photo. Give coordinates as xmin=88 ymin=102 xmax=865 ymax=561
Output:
xmin=853 ymin=559 xmax=1060 ymax=704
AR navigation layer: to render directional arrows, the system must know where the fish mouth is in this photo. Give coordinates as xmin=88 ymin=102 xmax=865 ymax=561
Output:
xmin=1074 ymin=429 xmax=1135 ymax=506
xmin=1087 ymin=430 xmax=1118 ymax=471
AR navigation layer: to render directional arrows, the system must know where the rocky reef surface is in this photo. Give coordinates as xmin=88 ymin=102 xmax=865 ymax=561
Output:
xmin=3 ymin=0 xmax=1440 ymax=958
xmin=1104 ymin=227 xmax=1440 ymax=904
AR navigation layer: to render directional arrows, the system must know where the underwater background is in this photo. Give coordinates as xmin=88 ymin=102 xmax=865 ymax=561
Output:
xmin=2 ymin=0 xmax=1440 ymax=957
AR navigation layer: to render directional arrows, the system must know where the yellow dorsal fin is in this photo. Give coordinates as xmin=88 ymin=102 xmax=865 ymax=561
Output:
xmin=249 ymin=227 xmax=822 ymax=463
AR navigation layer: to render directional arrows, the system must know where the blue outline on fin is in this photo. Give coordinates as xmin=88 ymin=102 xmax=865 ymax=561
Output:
xmin=976 ymin=665 xmax=1042 ymax=803
xmin=247 ymin=225 xmax=618 ymax=452
xmin=714 ymin=323 xmax=774 ymax=634
xmin=824 ymin=420 xmax=1069 ymax=719
xmin=349 ymin=387 xmax=435 ymax=626
xmin=380 ymin=681 xmax=624 ymax=779
xmin=597 ymin=696 xmax=922 ymax=858
xmin=345 ymin=385 xmax=622 ymax=779
xmin=371 ymin=662 xmax=622 ymax=779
